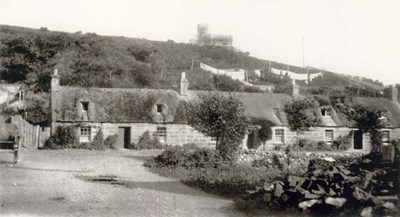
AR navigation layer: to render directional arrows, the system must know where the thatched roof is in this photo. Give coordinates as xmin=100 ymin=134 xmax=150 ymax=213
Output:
xmin=321 ymin=97 xmax=400 ymax=128
xmin=183 ymin=90 xmax=292 ymax=125
xmin=53 ymin=86 xmax=184 ymax=123
xmin=353 ymin=97 xmax=400 ymax=127
xmin=53 ymin=85 xmax=400 ymax=128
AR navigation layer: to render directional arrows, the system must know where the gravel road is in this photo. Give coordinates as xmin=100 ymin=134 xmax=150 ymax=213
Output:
xmin=0 ymin=149 xmax=249 ymax=217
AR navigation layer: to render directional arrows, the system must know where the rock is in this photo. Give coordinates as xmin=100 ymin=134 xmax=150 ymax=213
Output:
xmin=288 ymin=175 xmax=301 ymax=187
xmin=360 ymin=207 xmax=373 ymax=217
xmin=305 ymin=191 xmax=321 ymax=199
xmin=274 ymin=182 xmax=284 ymax=197
xmin=298 ymin=199 xmax=320 ymax=210
xmin=263 ymin=193 xmax=272 ymax=202
xmin=263 ymin=182 xmax=274 ymax=192
xmin=325 ymin=197 xmax=347 ymax=208
xmin=382 ymin=202 xmax=395 ymax=210
xmin=322 ymin=157 xmax=335 ymax=162
xmin=329 ymin=188 xmax=336 ymax=196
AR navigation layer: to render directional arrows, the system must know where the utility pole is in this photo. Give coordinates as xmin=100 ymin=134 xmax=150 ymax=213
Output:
xmin=191 ymin=57 xmax=194 ymax=72
xmin=302 ymin=37 xmax=305 ymax=68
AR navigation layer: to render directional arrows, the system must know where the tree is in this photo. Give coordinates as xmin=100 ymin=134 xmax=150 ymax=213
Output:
xmin=186 ymin=93 xmax=248 ymax=159
xmin=251 ymin=118 xmax=274 ymax=149
xmin=284 ymin=97 xmax=321 ymax=140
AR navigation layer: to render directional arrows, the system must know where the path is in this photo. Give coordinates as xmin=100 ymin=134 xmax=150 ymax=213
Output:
xmin=0 ymin=149 xmax=248 ymax=217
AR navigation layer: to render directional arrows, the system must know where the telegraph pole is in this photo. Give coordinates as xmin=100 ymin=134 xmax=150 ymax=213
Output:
xmin=302 ymin=37 xmax=305 ymax=68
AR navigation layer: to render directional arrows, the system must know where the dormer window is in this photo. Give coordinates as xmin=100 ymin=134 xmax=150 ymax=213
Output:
xmin=379 ymin=110 xmax=387 ymax=119
xmin=273 ymin=108 xmax=279 ymax=116
xmin=321 ymin=108 xmax=332 ymax=116
xmin=156 ymin=104 xmax=163 ymax=113
xmin=81 ymin=102 xmax=89 ymax=112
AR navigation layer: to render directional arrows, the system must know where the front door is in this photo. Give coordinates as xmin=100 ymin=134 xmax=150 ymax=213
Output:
xmin=118 ymin=127 xmax=131 ymax=149
xmin=353 ymin=130 xmax=363 ymax=150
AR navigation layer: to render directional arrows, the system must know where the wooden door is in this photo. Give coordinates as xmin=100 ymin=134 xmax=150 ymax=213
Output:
xmin=353 ymin=130 xmax=363 ymax=150
xmin=118 ymin=127 xmax=131 ymax=149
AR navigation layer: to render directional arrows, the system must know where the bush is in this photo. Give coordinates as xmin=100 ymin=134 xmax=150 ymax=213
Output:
xmin=145 ymin=146 xmax=193 ymax=168
xmin=90 ymin=129 xmax=106 ymax=150
xmin=292 ymin=139 xmax=333 ymax=151
xmin=43 ymin=125 xmax=78 ymax=149
xmin=332 ymin=134 xmax=352 ymax=151
xmin=104 ymin=134 xmax=118 ymax=150
xmin=145 ymin=145 xmax=219 ymax=169
xmin=128 ymin=131 xmax=163 ymax=150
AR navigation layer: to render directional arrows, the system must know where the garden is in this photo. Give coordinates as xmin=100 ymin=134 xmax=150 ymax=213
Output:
xmin=144 ymin=93 xmax=400 ymax=216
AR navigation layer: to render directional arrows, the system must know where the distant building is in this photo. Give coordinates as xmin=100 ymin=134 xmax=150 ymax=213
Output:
xmin=190 ymin=24 xmax=233 ymax=47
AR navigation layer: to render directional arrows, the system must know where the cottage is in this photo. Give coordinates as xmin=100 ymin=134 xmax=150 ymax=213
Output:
xmin=49 ymin=69 xmax=400 ymax=152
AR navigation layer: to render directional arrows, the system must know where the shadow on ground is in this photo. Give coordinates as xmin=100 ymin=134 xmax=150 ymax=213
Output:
xmin=126 ymin=155 xmax=155 ymax=162
xmin=76 ymin=175 xmax=218 ymax=199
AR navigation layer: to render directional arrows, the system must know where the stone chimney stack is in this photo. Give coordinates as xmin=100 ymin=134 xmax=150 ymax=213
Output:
xmin=384 ymin=85 xmax=398 ymax=102
xmin=391 ymin=85 xmax=398 ymax=102
xmin=50 ymin=69 xmax=61 ymax=131
xmin=51 ymin=68 xmax=60 ymax=90
xmin=292 ymin=79 xmax=299 ymax=98
xmin=180 ymin=72 xmax=189 ymax=96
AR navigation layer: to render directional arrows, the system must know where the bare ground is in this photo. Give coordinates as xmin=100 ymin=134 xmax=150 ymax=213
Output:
xmin=0 ymin=149 xmax=250 ymax=217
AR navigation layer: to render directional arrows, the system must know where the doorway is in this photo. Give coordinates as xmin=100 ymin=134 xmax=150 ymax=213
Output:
xmin=118 ymin=127 xmax=131 ymax=149
xmin=353 ymin=130 xmax=363 ymax=150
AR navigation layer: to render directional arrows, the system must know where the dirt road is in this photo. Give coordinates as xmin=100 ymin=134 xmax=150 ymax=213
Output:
xmin=0 ymin=149 xmax=248 ymax=217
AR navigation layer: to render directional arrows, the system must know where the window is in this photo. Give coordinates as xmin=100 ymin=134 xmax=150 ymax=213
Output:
xmin=325 ymin=129 xmax=334 ymax=145
xmin=156 ymin=104 xmax=163 ymax=113
xmin=274 ymin=129 xmax=284 ymax=143
xmin=80 ymin=126 xmax=91 ymax=142
xmin=379 ymin=110 xmax=388 ymax=119
xmin=81 ymin=102 xmax=89 ymax=112
xmin=322 ymin=108 xmax=332 ymax=116
xmin=382 ymin=130 xmax=390 ymax=146
xmin=273 ymin=108 xmax=279 ymax=116
xmin=157 ymin=127 xmax=167 ymax=143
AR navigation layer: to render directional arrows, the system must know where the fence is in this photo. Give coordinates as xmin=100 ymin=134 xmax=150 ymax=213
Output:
xmin=11 ymin=115 xmax=50 ymax=149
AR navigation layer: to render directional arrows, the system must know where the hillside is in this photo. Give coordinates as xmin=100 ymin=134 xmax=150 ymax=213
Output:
xmin=0 ymin=24 xmax=385 ymax=95
xmin=0 ymin=24 xmax=390 ymax=125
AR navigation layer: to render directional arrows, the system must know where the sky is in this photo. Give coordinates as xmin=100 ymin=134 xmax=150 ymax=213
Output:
xmin=0 ymin=0 xmax=400 ymax=85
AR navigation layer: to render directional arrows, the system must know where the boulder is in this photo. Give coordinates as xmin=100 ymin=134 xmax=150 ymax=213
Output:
xmin=325 ymin=197 xmax=347 ymax=208
xmin=360 ymin=207 xmax=373 ymax=217
xmin=298 ymin=199 xmax=321 ymax=210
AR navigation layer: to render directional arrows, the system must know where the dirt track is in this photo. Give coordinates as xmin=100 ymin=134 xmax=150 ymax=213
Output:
xmin=0 ymin=149 xmax=247 ymax=217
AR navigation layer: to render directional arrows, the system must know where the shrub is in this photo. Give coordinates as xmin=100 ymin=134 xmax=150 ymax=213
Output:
xmin=91 ymin=129 xmax=106 ymax=150
xmin=43 ymin=125 xmax=78 ymax=149
xmin=128 ymin=131 xmax=163 ymax=150
xmin=145 ymin=145 xmax=219 ymax=169
xmin=292 ymin=139 xmax=333 ymax=151
xmin=145 ymin=146 xmax=193 ymax=168
xmin=104 ymin=134 xmax=118 ymax=150
xmin=182 ymin=143 xmax=199 ymax=149
xmin=332 ymin=134 xmax=352 ymax=150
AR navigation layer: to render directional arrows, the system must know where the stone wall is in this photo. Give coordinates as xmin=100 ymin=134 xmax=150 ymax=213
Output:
xmin=249 ymin=126 xmax=371 ymax=151
xmin=53 ymin=122 xmax=216 ymax=149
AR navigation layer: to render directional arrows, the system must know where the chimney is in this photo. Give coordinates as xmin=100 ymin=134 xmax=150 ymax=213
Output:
xmin=51 ymin=68 xmax=60 ymax=90
xmin=292 ymin=79 xmax=299 ymax=98
xmin=384 ymin=85 xmax=398 ymax=102
xmin=391 ymin=85 xmax=398 ymax=102
xmin=50 ymin=69 xmax=61 ymax=132
xmin=180 ymin=72 xmax=189 ymax=96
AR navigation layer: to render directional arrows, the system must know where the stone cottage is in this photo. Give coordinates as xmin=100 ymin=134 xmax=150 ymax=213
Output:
xmin=49 ymin=69 xmax=400 ymax=152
